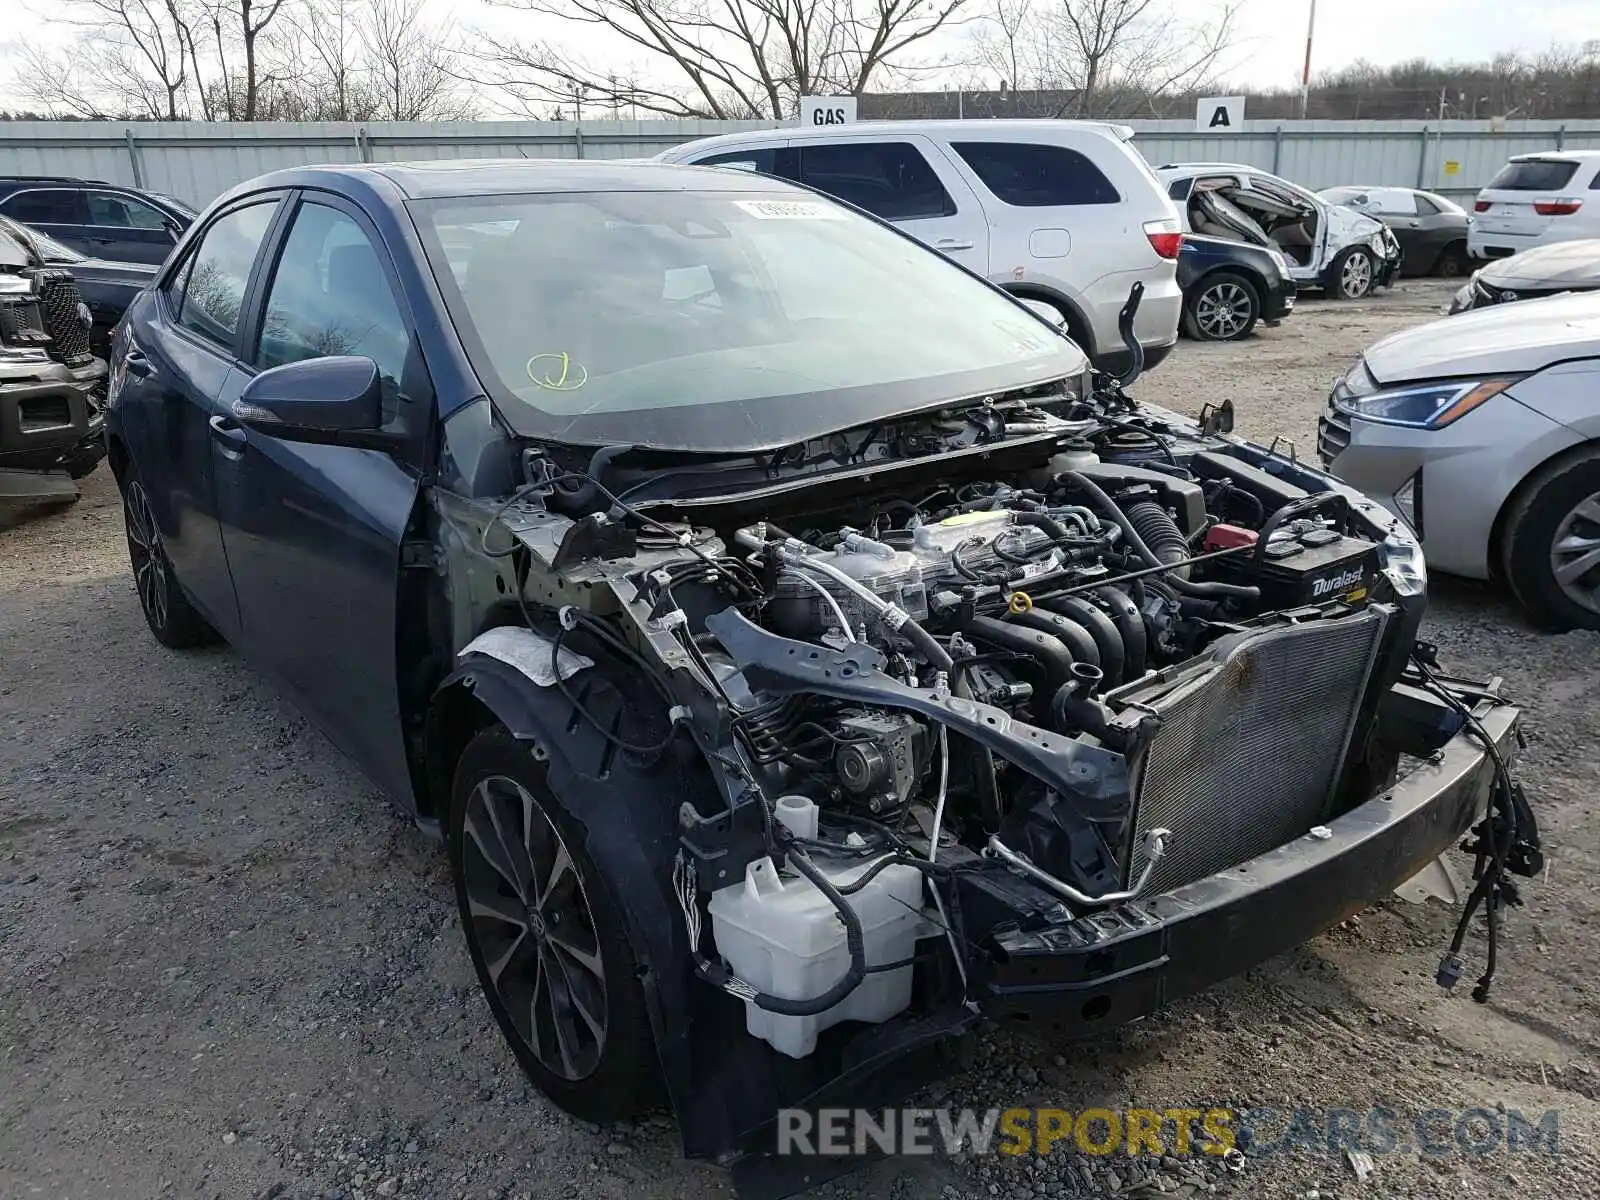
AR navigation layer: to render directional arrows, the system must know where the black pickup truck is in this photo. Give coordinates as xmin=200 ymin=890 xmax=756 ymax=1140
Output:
xmin=0 ymin=215 xmax=109 ymax=484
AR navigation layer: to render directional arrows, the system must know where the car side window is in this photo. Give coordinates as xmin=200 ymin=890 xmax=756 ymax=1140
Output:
xmin=797 ymin=142 xmax=956 ymax=222
xmin=255 ymin=201 xmax=412 ymax=426
xmin=693 ymin=147 xmax=799 ymax=179
xmin=0 ymin=188 xmax=88 ymax=225
xmin=169 ymin=201 xmax=277 ymax=349
xmin=1167 ymin=178 xmax=1194 ymax=202
xmin=88 ymin=191 xmax=169 ymax=230
xmin=1589 ymin=168 xmax=1600 ymax=191
xmin=1412 ymin=194 xmax=1440 ymax=216
xmin=950 ymin=142 xmax=1121 ymax=206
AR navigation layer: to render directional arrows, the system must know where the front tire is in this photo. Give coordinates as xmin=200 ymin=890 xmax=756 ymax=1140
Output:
xmin=121 ymin=473 xmax=218 ymax=649
xmin=1331 ymin=247 xmax=1377 ymax=300
xmin=1182 ymin=272 xmax=1260 ymax=341
xmin=449 ymin=725 xmax=661 ymax=1123
xmin=1502 ymin=449 xmax=1600 ymax=631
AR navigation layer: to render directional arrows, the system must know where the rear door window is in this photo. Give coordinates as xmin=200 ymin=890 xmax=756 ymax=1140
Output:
xmin=1371 ymin=189 xmax=1418 ymax=216
xmin=168 ymin=201 xmax=278 ymax=349
xmin=0 ymin=188 xmax=88 ymax=225
xmin=88 ymin=191 xmax=170 ymax=229
xmin=796 ymin=142 xmax=956 ymax=221
xmin=1487 ymin=160 xmax=1579 ymax=190
xmin=950 ymin=142 xmax=1121 ymax=206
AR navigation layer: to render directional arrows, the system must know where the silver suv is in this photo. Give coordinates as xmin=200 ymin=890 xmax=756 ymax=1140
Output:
xmin=656 ymin=120 xmax=1184 ymax=373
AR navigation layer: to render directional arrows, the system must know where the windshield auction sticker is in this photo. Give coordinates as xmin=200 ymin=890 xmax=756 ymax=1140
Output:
xmin=734 ymin=199 xmax=847 ymax=220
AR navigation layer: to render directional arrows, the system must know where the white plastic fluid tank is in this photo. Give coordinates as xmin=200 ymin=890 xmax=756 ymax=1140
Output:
xmin=707 ymin=852 xmax=926 ymax=1059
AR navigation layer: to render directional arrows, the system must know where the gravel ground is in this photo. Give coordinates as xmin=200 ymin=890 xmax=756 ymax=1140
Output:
xmin=2 ymin=279 xmax=1596 ymax=1200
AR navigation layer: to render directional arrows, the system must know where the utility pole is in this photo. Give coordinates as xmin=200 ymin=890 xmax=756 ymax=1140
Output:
xmin=1299 ymin=0 xmax=1318 ymax=119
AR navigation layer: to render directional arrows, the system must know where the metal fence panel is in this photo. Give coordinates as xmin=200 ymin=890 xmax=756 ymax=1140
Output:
xmin=2 ymin=117 xmax=1597 ymax=209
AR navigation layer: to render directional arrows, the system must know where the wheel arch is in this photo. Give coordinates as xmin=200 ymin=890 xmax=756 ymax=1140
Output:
xmin=1487 ymin=437 xmax=1600 ymax=584
xmin=1431 ymin=238 xmax=1469 ymax=275
xmin=999 ymin=282 xmax=1097 ymax=357
xmin=425 ymin=650 xmax=705 ymax=1136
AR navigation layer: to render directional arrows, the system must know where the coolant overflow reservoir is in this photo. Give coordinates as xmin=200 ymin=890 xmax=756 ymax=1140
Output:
xmin=1049 ymin=439 xmax=1100 ymax=473
xmin=708 ymin=853 xmax=926 ymax=1058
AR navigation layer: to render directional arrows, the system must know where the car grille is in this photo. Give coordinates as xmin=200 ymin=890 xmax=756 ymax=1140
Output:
xmin=1476 ymin=279 xmax=1563 ymax=307
xmin=1120 ymin=606 xmax=1391 ymax=895
xmin=1318 ymin=402 xmax=1352 ymax=466
xmin=30 ymin=268 xmax=92 ymax=365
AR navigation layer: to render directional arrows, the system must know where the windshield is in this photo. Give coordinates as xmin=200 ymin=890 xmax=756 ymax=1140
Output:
xmin=0 ymin=215 xmax=82 ymax=263
xmin=413 ymin=189 xmax=1083 ymax=451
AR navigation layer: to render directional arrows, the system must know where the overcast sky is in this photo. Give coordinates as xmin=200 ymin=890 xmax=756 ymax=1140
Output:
xmin=0 ymin=0 xmax=1592 ymax=114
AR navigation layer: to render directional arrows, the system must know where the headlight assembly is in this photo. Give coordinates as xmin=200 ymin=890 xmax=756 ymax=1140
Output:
xmin=1337 ymin=377 xmax=1519 ymax=429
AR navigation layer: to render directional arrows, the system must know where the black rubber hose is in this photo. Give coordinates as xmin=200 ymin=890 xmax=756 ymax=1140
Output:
xmin=750 ymin=849 xmax=866 ymax=1015
xmin=1037 ymin=595 xmax=1124 ymax=688
xmin=1008 ymin=606 xmax=1100 ymax=668
xmin=960 ymin=613 xmax=1077 ymax=700
xmin=1095 ymin=586 xmax=1147 ymax=681
xmin=1011 ymin=510 xmax=1070 ymax=543
xmin=1124 ymin=501 xmax=1191 ymax=579
xmin=1059 ymin=470 xmax=1260 ymax=602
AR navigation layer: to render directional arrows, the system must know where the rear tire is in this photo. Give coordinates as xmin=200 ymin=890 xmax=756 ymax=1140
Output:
xmin=449 ymin=725 xmax=661 ymax=1123
xmin=1182 ymin=272 xmax=1260 ymax=341
xmin=120 ymin=471 xmax=219 ymax=649
xmin=1435 ymin=243 xmax=1470 ymax=278
xmin=1501 ymin=448 xmax=1600 ymax=631
xmin=1330 ymin=247 xmax=1377 ymax=300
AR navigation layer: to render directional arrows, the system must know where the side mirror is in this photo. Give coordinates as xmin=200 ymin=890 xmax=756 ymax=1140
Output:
xmin=1019 ymin=298 xmax=1067 ymax=328
xmin=234 ymin=355 xmax=396 ymax=447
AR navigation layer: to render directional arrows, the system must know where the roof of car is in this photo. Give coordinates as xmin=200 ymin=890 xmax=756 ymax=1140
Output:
xmin=1510 ymin=150 xmax=1600 ymax=161
xmin=0 ymin=175 xmax=109 ymax=186
xmin=1156 ymin=163 xmax=1263 ymax=174
xmin=658 ymin=118 xmax=1136 ymax=156
xmin=238 ymin=158 xmax=804 ymax=202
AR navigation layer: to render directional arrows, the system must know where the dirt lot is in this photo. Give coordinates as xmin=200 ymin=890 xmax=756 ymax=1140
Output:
xmin=2 ymin=279 xmax=1596 ymax=1200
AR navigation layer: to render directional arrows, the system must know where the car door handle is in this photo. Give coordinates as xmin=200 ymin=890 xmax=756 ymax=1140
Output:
xmin=123 ymin=350 xmax=152 ymax=377
xmin=209 ymin=414 xmax=248 ymax=448
xmin=933 ymin=238 xmax=975 ymax=251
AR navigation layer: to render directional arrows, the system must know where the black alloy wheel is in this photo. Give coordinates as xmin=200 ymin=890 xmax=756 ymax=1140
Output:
xmin=122 ymin=476 xmax=215 ymax=648
xmin=449 ymin=726 xmax=659 ymax=1121
xmin=1184 ymin=272 xmax=1260 ymax=340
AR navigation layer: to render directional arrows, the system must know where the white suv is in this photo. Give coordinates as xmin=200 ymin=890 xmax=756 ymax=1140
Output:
xmin=655 ymin=120 xmax=1184 ymax=373
xmin=1469 ymin=151 xmax=1600 ymax=259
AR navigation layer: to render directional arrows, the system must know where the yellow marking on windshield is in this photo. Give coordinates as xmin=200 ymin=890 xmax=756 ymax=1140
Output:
xmin=526 ymin=352 xmax=588 ymax=391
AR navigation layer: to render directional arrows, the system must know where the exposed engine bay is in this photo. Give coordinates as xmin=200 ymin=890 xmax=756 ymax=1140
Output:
xmin=454 ymin=360 xmax=1453 ymax=1046
xmin=434 ymin=312 xmax=1538 ymax=1183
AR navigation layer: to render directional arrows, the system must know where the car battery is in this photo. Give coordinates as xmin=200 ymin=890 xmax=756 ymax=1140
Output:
xmin=1210 ymin=523 xmax=1380 ymax=609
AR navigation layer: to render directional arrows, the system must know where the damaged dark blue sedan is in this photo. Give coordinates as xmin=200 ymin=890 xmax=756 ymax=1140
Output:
xmin=103 ymin=160 xmax=1541 ymax=1198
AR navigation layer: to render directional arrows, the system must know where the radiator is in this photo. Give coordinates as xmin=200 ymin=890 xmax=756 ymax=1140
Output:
xmin=1123 ymin=606 xmax=1391 ymax=895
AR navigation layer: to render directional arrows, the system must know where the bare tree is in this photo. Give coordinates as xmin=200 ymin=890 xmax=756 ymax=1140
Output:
xmin=360 ymin=0 xmax=472 ymax=120
xmin=462 ymin=0 xmax=972 ymax=120
xmin=285 ymin=0 xmax=366 ymax=119
xmin=1042 ymin=0 xmax=1239 ymax=117
xmin=12 ymin=0 xmax=197 ymax=119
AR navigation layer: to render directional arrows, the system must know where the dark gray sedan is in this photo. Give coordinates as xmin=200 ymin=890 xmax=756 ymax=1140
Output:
xmin=1320 ymin=186 xmax=1473 ymax=277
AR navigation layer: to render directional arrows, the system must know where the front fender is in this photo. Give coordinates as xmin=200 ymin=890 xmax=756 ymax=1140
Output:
xmin=427 ymin=650 xmax=704 ymax=1145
